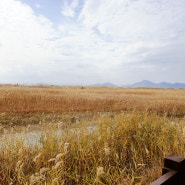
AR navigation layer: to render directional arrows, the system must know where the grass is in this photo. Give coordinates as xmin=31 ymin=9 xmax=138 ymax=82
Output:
xmin=0 ymin=85 xmax=185 ymax=116
xmin=0 ymin=85 xmax=185 ymax=184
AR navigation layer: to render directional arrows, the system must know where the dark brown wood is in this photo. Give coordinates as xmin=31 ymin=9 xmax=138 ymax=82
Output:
xmin=162 ymin=167 xmax=170 ymax=175
xmin=164 ymin=155 xmax=185 ymax=185
xmin=151 ymin=155 xmax=185 ymax=185
xmin=150 ymin=170 xmax=178 ymax=185
xmin=164 ymin=155 xmax=185 ymax=172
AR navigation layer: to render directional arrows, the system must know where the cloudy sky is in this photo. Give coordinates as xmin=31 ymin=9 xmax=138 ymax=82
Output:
xmin=0 ymin=0 xmax=185 ymax=85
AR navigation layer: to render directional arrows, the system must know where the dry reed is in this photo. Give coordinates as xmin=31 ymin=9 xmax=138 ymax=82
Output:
xmin=0 ymin=85 xmax=185 ymax=184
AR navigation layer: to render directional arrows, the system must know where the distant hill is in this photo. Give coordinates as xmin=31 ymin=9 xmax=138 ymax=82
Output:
xmin=91 ymin=80 xmax=185 ymax=88
xmin=92 ymin=82 xmax=117 ymax=87
xmin=124 ymin=80 xmax=185 ymax=88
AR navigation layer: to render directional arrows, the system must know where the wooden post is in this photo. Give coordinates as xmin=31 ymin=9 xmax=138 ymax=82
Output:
xmin=164 ymin=155 xmax=185 ymax=184
xmin=151 ymin=155 xmax=185 ymax=185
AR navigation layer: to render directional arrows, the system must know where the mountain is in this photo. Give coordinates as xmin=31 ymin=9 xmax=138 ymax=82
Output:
xmin=124 ymin=80 xmax=185 ymax=88
xmin=126 ymin=80 xmax=156 ymax=88
xmin=92 ymin=82 xmax=117 ymax=87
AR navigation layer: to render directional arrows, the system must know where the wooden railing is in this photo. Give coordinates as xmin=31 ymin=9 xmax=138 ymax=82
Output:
xmin=151 ymin=155 xmax=185 ymax=185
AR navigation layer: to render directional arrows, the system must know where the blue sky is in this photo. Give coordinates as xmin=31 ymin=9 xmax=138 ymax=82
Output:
xmin=0 ymin=0 xmax=185 ymax=85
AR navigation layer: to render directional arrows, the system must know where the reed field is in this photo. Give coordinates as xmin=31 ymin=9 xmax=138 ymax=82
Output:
xmin=0 ymin=85 xmax=185 ymax=184
xmin=0 ymin=85 xmax=185 ymax=115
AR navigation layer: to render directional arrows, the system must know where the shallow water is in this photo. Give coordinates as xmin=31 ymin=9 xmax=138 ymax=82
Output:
xmin=0 ymin=131 xmax=43 ymax=149
xmin=0 ymin=125 xmax=96 ymax=150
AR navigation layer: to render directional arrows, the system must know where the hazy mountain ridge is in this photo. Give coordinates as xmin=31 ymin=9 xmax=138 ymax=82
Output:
xmin=92 ymin=82 xmax=117 ymax=87
xmin=124 ymin=80 xmax=185 ymax=88
xmin=93 ymin=80 xmax=185 ymax=88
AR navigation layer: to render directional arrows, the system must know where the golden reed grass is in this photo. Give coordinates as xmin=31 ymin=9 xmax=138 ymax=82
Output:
xmin=0 ymin=85 xmax=185 ymax=184
xmin=0 ymin=84 xmax=184 ymax=116
xmin=0 ymin=112 xmax=185 ymax=184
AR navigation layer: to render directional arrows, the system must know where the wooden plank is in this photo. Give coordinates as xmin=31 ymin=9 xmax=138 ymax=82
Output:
xmin=150 ymin=170 xmax=178 ymax=185
xmin=164 ymin=155 xmax=185 ymax=171
xmin=162 ymin=167 xmax=170 ymax=175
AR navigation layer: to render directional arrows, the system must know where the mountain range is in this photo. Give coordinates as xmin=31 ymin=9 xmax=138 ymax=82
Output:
xmin=93 ymin=80 xmax=185 ymax=88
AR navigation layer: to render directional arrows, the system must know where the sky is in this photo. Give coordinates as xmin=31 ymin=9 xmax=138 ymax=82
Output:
xmin=0 ymin=0 xmax=185 ymax=85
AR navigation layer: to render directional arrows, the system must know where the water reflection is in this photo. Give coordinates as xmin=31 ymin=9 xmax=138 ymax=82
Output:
xmin=0 ymin=131 xmax=43 ymax=149
xmin=0 ymin=126 xmax=96 ymax=150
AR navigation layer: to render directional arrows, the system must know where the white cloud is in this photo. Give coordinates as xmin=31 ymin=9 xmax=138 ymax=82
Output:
xmin=61 ymin=0 xmax=79 ymax=17
xmin=77 ymin=0 xmax=185 ymax=82
xmin=0 ymin=0 xmax=185 ymax=85
xmin=0 ymin=0 xmax=62 ymax=83
xmin=79 ymin=0 xmax=185 ymax=43
xmin=0 ymin=0 xmax=57 ymax=62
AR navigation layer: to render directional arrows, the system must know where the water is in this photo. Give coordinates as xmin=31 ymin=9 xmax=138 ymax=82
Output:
xmin=0 ymin=125 xmax=96 ymax=150
xmin=0 ymin=131 xmax=43 ymax=149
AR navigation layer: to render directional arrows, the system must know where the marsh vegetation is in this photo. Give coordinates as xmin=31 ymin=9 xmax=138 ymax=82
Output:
xmin=0 ymin=85 xmax=185 ymax=184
